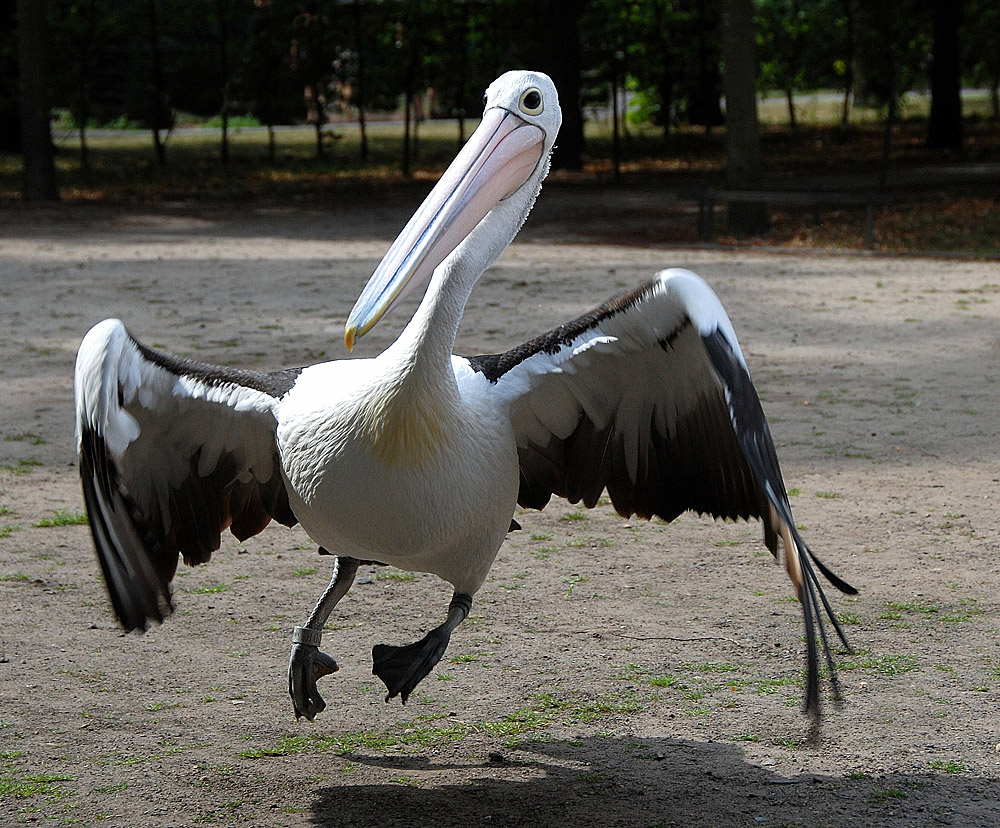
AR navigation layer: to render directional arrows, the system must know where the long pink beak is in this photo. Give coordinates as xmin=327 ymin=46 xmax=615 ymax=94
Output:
xmin=345 ymin=107 xmax=545 ymax=349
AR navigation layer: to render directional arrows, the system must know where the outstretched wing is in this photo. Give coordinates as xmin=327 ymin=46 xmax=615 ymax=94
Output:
xmin=461 ymin=268 xmax=856 ymax=722
xmin=75 ymin=319 xmax=302 ymax=631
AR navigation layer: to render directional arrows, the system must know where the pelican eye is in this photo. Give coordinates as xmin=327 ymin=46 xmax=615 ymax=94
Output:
xmin=519 ymin=88 xmax=543 ymax=115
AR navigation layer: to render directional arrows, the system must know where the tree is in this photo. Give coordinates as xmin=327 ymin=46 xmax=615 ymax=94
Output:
xmin=147 ymin=0 xmax=168 ymax=166
xmin=0 ymin=0 xmax=22 ymax=153
xmin=531 ymin=0 xmax=586 ymax=170
xmin=721 ymin=0 xmax=768 ymax=235
xmin=16 ymin=0 xmax=59 ymax=200
xmin=927 ymin=0 xmax=964 ymax=149
xmin=965 ymin=0 xmax=1000 ymax=119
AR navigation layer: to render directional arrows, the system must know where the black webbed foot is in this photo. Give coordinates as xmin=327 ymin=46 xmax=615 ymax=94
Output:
xmin=372 ymin=628 xmax=450 ymax=704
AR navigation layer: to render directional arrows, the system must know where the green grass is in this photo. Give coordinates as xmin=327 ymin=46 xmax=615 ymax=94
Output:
xmin=32 ymin=510 xmax=89 ymax=527
xmin=1 ymin=458 xmax=44 ymax=475
xmin=449 ymin=653 xmax=481 ymax=664
xmin=837 ymin=653 xmax=919 ymax=676
xmin=928 ymin=759 xmax=967 ymax=774
xmin=241 ymin=691 xmax=643 ymax=758
xmin=870 ymin=788 xmax=909 ymax=803
xmin=183 ymin=584 xmax=227 ymax=594
xmin=0 ymin=752 xmax=73 ymax=800
xmin=375 ymin=569 xmax=416 ymax=582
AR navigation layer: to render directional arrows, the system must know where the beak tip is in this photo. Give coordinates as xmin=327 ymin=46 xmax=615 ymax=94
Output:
xmin=344 ymin=325 xmax=356 ymax=352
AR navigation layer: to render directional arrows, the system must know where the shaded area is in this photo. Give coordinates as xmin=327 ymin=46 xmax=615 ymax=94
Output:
xmin=312 ymin=736 xmax=999 ymax=828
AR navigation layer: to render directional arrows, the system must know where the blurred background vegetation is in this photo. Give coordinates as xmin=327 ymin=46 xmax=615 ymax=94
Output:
xmin=3 ymin=0 xmax=998 ymax=252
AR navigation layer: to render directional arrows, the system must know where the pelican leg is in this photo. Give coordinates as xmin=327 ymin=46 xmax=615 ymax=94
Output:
xmin=372 ymin=592 xmax=473 ymax=704
xmin=288 ymin=554 xmax=360 ymax=721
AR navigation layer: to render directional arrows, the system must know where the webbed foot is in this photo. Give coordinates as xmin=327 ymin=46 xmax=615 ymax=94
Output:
xmin=372 ymin=629 xmax=450 ymax=704
xmin=372 ymin=592 xmax=472 ymax=704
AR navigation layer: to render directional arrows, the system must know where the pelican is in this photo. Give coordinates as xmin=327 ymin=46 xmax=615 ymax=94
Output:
xmin=75 ymin=70 xmax=855 ymax=728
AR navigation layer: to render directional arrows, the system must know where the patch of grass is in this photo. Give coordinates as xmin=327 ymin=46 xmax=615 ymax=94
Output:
xmin=0 ymin=524 xmax=19 ymax=538
xmin=563 ymin=574 xmax=590 ymax=599
xmin=560 ymin=511 xmax=587 ymax=522
xmin=92 ymin=782 xmax=127 ymax=794
xmin=449 ymin=653 xmax=481 ymax=664
xmin=145 ymin=701 xmax=180 ymax=712
xmin=183 ymin=584 xmax=227 ymax=594
xmin=1 ymin=458 xmax=44 ymax=476
xmin=648 ymin=674 xmax=683 ymax=688
xmin=928 ymin=759 xmax=966 ymax=774
xmin=837 ymin=653 xmax=919 ymax=676
xmin=376 ymin=569 xmax=416 ymax=582
xmin=680 ymin=661 xmax=744 ymax=673
xmin=0 ymin=572 xmax=30 ymax=582
xmin=870 ymin=788 xmax=909 ymax=804
xmin=0 ymin=753 xmax=73 ymax=800
xmin=32 ymin=510 xmax=89 ymax=527
xmin=4 ymin=431 xmax=44 ymax=444
xmin=242 ymin=692 xmax=642 ymax=758
xmin=291 ymin=567 xmax=317 ymax=577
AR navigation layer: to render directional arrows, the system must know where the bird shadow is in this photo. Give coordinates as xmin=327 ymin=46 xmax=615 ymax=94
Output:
xmin=309 ymin=735 xmax=997 ymax=828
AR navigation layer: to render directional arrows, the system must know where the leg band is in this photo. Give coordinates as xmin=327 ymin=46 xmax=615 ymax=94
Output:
xmin=292 ymin=626 xmax=323 ymax=647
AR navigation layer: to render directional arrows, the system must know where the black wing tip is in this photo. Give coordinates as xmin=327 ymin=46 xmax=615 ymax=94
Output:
xmin=805 ymin=545 xmax=858 ymax=596
xmin=80 ymin=428 xmax=177 ymax=635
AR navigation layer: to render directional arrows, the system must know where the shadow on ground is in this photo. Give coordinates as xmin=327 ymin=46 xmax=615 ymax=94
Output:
xmin=310 ymin=735 xmax=996 ymax=828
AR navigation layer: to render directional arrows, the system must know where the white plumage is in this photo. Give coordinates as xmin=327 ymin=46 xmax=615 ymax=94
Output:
xmin=75 ymin=71 xmax=854 ymax=728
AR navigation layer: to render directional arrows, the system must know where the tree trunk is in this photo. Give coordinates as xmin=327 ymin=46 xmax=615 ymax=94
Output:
xmin=16 ymin=0 xmax=59 ymax=201
xmin=534 ymin=0 xmax=585 ymax=170
xmin=149 ymin=0 xmax=167 ymax=167
xmin=785 ymin=86 xmax=797 ymax=130
xmin=215 ymin=0 xmax=230 ymax=165
xmin=313 ymin=83 xmax=325 ymax=159
xmin=455 ymin=0 xmax=469 ymax=151
xmin=611 ymin=57 xmax=621 ymax=185
xmin=75 ymin=0 xmax=98 ymax=172
xmin=927 ymin=0 xmax=964 ymax=150
xmin=352 ymin=0 xmax=367 ymax=162
xmin=840 ymin=0 xmax=856 ymax=125
xmin=721 ymin=0 xmax=769 ymax=236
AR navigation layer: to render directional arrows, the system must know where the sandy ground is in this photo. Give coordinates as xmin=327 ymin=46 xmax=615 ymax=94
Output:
xmin=1 ymin=190 xmax=999 ymax=827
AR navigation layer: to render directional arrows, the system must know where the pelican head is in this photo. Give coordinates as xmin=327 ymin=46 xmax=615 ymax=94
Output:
xmin=345 ymin=70 xmax=562 ymax=350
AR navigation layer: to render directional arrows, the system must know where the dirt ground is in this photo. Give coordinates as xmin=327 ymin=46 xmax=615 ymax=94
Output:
xmin=1 ymin=187 xmax=999 ymax=828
